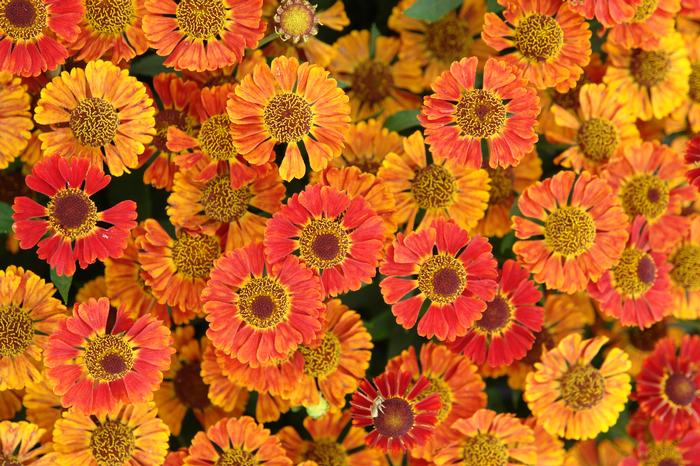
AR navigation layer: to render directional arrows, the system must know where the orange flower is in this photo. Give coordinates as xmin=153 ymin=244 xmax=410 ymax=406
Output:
xmin=565 ymin=0 xmax=641 ymax=27
xmin=666 ymin=216 xmax=700 ymax=319
xmin=607 ymin=0 xmax=680 ymax=50
xmin=325 ymin=119 xmax=403 ymax=176
xmin=0 ymin=73 xmax=33 ymax=169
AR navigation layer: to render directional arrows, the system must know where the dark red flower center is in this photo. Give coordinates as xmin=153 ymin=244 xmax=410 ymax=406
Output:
xmin=628 ymin=321 xmax=666 ymax=351
xmin=251 ymin=295 xmax=275 ymax=320
xmin=374 ymin=397 xmax=414 ymax=438
xmin=5 ymin=0 xmax=35 ymax=27
xmin=100 ymin=353 xmax=127 ymax=376
xmin=659 ymin=460 xmax=680 ymax=466
xmin=174 ymin=361 xmax=210 ymax=410
xmin=312 ymin=233 xmax=341 ymax=261
xmin=521 ymin=329 xmax=555 ymax=365
xmin=475 ymin=296 xmax=512 ymax=332
xmin=352 ymin=61 xmax=394 ymax=104
xmin=52 ymin=192 xmax=91 ymax=229
xmin=647 ymin=187 xmax=660 ymax=203
xmin=432 ymin=268 xmax=461 ymax=297
xmin=664 ymin=373 xmax=696 ymax=406
xmin=637 ymin=255 xmax=657 ymax=284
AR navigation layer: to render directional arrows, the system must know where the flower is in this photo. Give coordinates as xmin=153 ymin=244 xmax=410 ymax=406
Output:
xmin=524 ymin=334 xmax=632 ymax=439
xmin=12 ymin=156 xmax=137 ymax=276
xmin=526 ymin=417 xmax=565 ymax=466
xmin=203 ymin=242 xmax=324 ymax=365
xmin=23 ymin=377 xmax=63 ymax=442
xmin=325 ymin=119 xmax=403 ymax=176
xmin=0 ymin=421 xmax=50 ymax=464
xmin=379 ymin=219 xmax=498 ymax=341
xmin=685 ymin=134 xmax=700 ymax=190
xmin=667 ymin=31 xmax=700 ymax=133
xmin=142 ymin=0 xmax=265 ymax=71
xmin=199 ymin=345 xmax=251 ymax=414
xmin=512 ymin=170 xmax=628 ymax=293
xmin=45 ymin=298 xmax=173 ymax=415
xmin=264 ymin=184 xmax=384 ymax=297
xmin=449 ymin=259 xmax=544 ymax=367
xmin=0 ymin=73 xmax=33 ymax=169
xmin=666 ymin=216 xmax=700 ymax=319
xmin=607 ymin=0 xmax=681 ymax=50
xmin=565 ymin=0 xmax=640 ymax=27
xmin=0 ymin=389 xmax=22 ymax=420
xmin=419 ymin=56 xmax=540 ymax=169
xmin=228 ymin=55 xmax=350 ymax=182
xmin=621 ymin=425 xmax=700 ymax=466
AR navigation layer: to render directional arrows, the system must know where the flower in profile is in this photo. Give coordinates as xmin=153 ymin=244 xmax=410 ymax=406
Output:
xmin=326 ymin=119 xmax=403 ymax=176
xmin=45 ymin=298 xmax=173 ymax=415
xmin=142 ymin=0 xmax=265 ymax=71
xmin=380 ymin=219 xmax=498 ymax=341
xmin=607 ymin=0 xmax=680 ymax=50
xmin=512 ymin=170 xmax=628 ymax=293
xmin=265 ymin=184 xmax=384 ymax=297
xmin=0 ymin=73 xmax=33 ymax=170
xmin=419 ymin=56 xmax=540 ymax=169
xmin=34 ymin=60 xmax=155 ymax=176
xmin=0 ymin=421 xmax=50 ymax=464
xmin=565 ymin=0 xmax=640 ymax=27
xmin=350 ymin=370 xmax=441 ymax=454
xmin=685 ymin=134 xmax=700 ymax=190
xmin=666 ymin=216 xmax=700 ymax=320
xmin=52 ymin=402 xmax=169 ymax=466
xmin=524 ymin=334 xmax=632 ymax=439
xmin=228 ymin=56 xmax=350 ymax=181
xmin=12 ymin=156 xmax=137 ymax=276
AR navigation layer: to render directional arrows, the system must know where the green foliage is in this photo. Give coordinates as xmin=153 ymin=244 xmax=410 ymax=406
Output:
xmin=50 ymin=268 xmax=73 ymax=304
xmin=404 ymin=0 xmax=463 ymax=21
xmin=384 ymin=109 xmax=421 ymax=132
xmin=0 ymin=202 xmax=12 ymax=234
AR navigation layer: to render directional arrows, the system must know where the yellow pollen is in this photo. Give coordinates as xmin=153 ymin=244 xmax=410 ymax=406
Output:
xmin=544 ymin=206 xmax=596 ymax=257
xmin=237 ymin=276 xmax=290 ymax=329
xmin=304 ymin=440 xmax=349 ymax=466
xmin=416 ymin=376 xmax=453 ymax=423
xmin=632 ymin=0 xmax=658 ymax=22
xmin=90 ymin=420 xmax=135 ymax=465
xmin=47 ymin=188 xmax=98 ymax=240
xmin=198 ymin=113 xmax=237 ymax=161
xmin=0 ymin=305 xmax=34 ymax=357
xmin=576 ymin=118 xmax=619 ymax=163
xmin=475 ymin=294 xmax=513 ymax=334
xmin=611 ymin=248 xmax=656 ymax=297
xmin=84 ymin=334 xmax=135 ymax=382
xmin=514 ymin=13 xmax=564 ymax=61
xmin=274 ymin=0 xmax=318 ymax=43
xmin=454 ymin=89 xmax=507 ymax=139
xmin=263 ymin=92 xmax=314 ymax=143
xmin=669 ymin=244 xmax=700 ymax=290
xmin=299 ymin=218 xmax=350 ymax=269
xmin=425 ymin=14 xmax=473 ymax=63
xmin=418 ymin=254 xmax=467 ymax=304
xmin=461 ymin=433 xmax=509 ymax=466
xmin=216 ymin=448 xmax=255 ymax=466
xmin=630 ymin=50 xmax=670 ymax=87
xmin=0 ymin=0 xmax=46 ymax=40
xmin=689 ymin=63 xmax=700 ymax=103
xmin=644 ymin=441 xmax=684 ymax=466
xmin=486 ymin=167 xmax=513 ymax=205
xmin=411 ymin=164 xmax=456 ymax=209
xmin=171 ymin=232 xmax=220 ymax=279
xmin=620 ymin=174 xmax=669 ymax=220
xmin=84 ymin=0 xmax=134 ymax=35
xmin=351 ymin=61 xmax=394 ymax=104
xmin=70 ymin=97 xmax=120 ymax=148
xmin=299 ymin=332 xmax=341 ymax=378
xmin=176 ymin=0 xmax=226 ymax=40
xmin=560 ymin=364 xmax=605 ymax=410
xmin=201 ymin=176 xmax=253 ymax=223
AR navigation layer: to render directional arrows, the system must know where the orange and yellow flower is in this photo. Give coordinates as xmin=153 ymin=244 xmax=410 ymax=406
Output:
xmin=607 ymin=0 xmax=681 ymax=50
xmin=0 ymin=421 xmax=50 ymax=464
xmin=23 ymin=377 xmax=63 ymax=442
xmin=666 ymin=216 xmax=700 ymax=319
xmin=0 ymin=73 xmax=32 ymax=169
xmin=325 ymin=119 xmax=403 ymax=176
xmin=565 ymin=0 xmax=641 ymax=27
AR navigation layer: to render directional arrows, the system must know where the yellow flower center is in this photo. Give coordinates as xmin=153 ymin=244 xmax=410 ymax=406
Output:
xmin=454 ymin=89 xmax=506 ymax=139
xmin=274 ymin=0 xmax=318 ymax=42
xmin=299 ymin=218 xmax=350 ymax=269
xmin=630 ymin=50 xmax=670 ymax=88
xmin=171 ymin=233 xmax=220 ymax=279
xmin=515 ymin=13 xmax=564 ymax=61
xmin=47 ymin=188 xmax=99 ymax=240
xmin=632 ymin=0 xmax=658 ymax=22
xmin=84 ymin=334 xmax=135 ymax=382
xmin=411 ymin=164 xmax=456 ymax=209
xmin=373 ymin=397 xmax=414 ymax=438
xmin=216 ymin=448 xmax=255 ymax=466
xmin=305 ymin=440 xmax=349 ymax=466
xmin=198 ymin=113 xmax=237 ymax=161
xmin=237 ymin=276 xmax=290 ymax=329
xmin=620 ymin=174 xmax=669 ymax=220
xmin=669 ymin=245 xmax=700 ymax=290
xmin=0 ymin=305 xmax=34 ymax=357
xmin=425 ymin=14 xmax=473 ymax=63
xmin=351 ymin=60 xmax=394 ymax=105
xmin=560 ymin=364 xmax=605 ymax=410
xmin=689 ymin=63 xmax=700 ymax=103
xmin=461 ymin=434 xmax=509 ymax=466
xmin=418 ymin=254 xmax=467 ymax=304
xmin=299 ymin=332 xmax=341 ymax=378
xmin=474 ymin=294 xmax=513 ymax=334
xmin=486 ymin=167 xmax=513 ymax=205
xmin=263 ymin=92 xmax=314 ymax=143
xmin=416 ymin=376 xmax=453 ymax=423
xmin=154 ymin=108 xmax=190 ymax=152
xmin=0 ymin=0 xmax=46 ymax=40
xmin=612 ymin=248 xmax=657 ymax=297
xmin=201 ymin=176 xmax=253 ymax=223
xmin=644 ymin=441 xmax=684 ymax=466
xmin=70 ymin=97 xmax=120 ymax=148
xmin=174 ymin=361 xmax=211 ymax=410
xmin=576 ymin=118 xmax=619 ymax=163
xmin=628 ymin=321 xmax=667 ymax=351
xmin=84 ymin=0 xmax=134 ymax=35
xmin=90 ymin=420 xmax=135 ymax=465
xmin=664 ymin=372 xmax=697 ymax=406
xmin=176 ymin=0 xmax=227 ymax=40
xmin=544 ymin=206 xmax=596 ymax=257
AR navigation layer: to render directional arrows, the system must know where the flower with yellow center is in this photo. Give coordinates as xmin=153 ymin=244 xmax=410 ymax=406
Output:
xmin=274 ymin=0 xmax=319 ymax=43
xmin=665 ymin=216 xmax=700 ymax=319
xmin=0 ymin=421 xmax=51 ymax=465
xmin=608 ymin=0 xmax=680 ymax=50
xmin=0 ymin=73 xmax=32 ymax=169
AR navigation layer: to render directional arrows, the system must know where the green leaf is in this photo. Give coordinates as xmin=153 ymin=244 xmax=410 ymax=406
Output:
xmin=336 ymin=79 xmax=350 ymax=89
xmin=369 ymin=23 xmax=380 ymax=60
xmin=50 ymin=268 xmax=72 ymax=304
xmin=130 ymin=54 xmax=168 ymax=77
xmin=0 ymin=202 xmax=12 ymax=234
xmin=384 ymin=109 xmax=420 ymax=132
xmin=366 ymin=311 xmax=393 ymax=341
xmin=404 ymin=0 xmax=462 ymax=22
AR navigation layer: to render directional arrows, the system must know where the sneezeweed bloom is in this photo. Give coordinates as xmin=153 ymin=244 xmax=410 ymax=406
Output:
xmin=326 ymin=119 xmax=403 ymax=176
xmin=12 ymin=156 xmax=137 ymax=276
xmin=23 ymin=377 xmax=63 ymax=442
xmin=565 ymin=0 xmax=640 ymax=27
xmin=350 ymin=370 xmax=441 ymax=454
xmin=524 ymin=334 xmax=632 ymax=440
xmin=228 ymin=55 xmax=351 ymax=181
xmin=482 ymin=0 xmax=591 ymax=91
xmin=0 ymin=73 xmax=33 ymax=169
xmin=621 ymin=424 xmax=700 ymax=466
xmin=34 ymin=60 xmax=156 ymax=176
xmin=377 ymin=131 xmax=490 ymax=233
xmin=200 ymin=345 xmax=251 ymax=415
xmin=380 ymin=219 xmax=498 ymax=341
xmin=685 ymin=134 xmax=700 ymax=190
xmin=0 ymin=421 xmax=50 ymax=464
xmin=419 ymin=56 xmax=540 ymax=169
xmin=525 ymin=417 xmax=566 ymax=466
xmin=667 ymin=31 xmax=700 ymax=133
xmin=74 ymin=276 xmax=107 ymax=303
xmin=615 ymin=320 xmax=682 ymax=376
xmin=45 ymin=298 xmax=173 ymax=415
xmin=265 ymin=184 xmax=384 ymax=296
xmin=512 ymin=170 xmax=629 ymax=293
xmin=667 ymin=216 xmax=700 ymax=320
xmin=142 ymin=0 xmax=265 ymax=72
xmin=607 ymin=0 xmax=681 ymax=50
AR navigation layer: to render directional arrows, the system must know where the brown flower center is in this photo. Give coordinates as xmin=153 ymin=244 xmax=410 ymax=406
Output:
xmin=154 ymin=108 xmax=189 ymax=152
xmin=0 ymin=0 xmax=47 ymax=40
xmin=514 ymin=13 xmax=564 ymax=61
xmin=263 ymin=92 xmax=314 ymax=143
xmin=373 ymin=397 xmax=414 ymax=438
xmin=411 ymin=164 xmax=456 ymax=209
xmin=560 ymin=364 xmax=605 ymax=410
xmin=632 ymin=0 xmax=658 ymax=22
xmin=70 ymin=97 xmax=120 ymax=148
xmin=171 ymin=232 xmax=220 ymax=279
xmin=237 ymin=276 xmax=290 ymax=329
xmin=644 ymin=441 xmax=684 ymax=466
xmin=620 ymin=174 xmax=669 ymax=221
xmin=630 ymin=50 xmax=670 ymax=87
xmin=47 ymin=188 xmax=99 ymax=240
xmin=304 ymin=440 xmax=349 ymax=466
xmin=611 ymin=248 xmax=656 ymax=297
xmin=628 ymin=320 xmax=667 ymax=351
xmin=521 ymin=329 xmax=555 ymax=365
xmin=90 ymin=420 xmax=135 ymax=465
xmin=669 ymin=245 xmax=700 ymax=290
xmin=274 ymin=0 xmax=318 ymax=42
xmin=352 ymin=61 xmax=394 ymax=104
xmin=216 ymin=448 xmax=255 ymax=466
xmin=84 ymin=334 xmax=135 ymax=382
xmin=201 ymin=176 xmax=253 ymax=223
xmin=475 ymin=295 xmax=512 ymax=333
xmin=576 ymin=118 xmax=619 ymax=163
xmin=664 ymin=373 xmax=696 ymax=406
xmin=689 ymin=64 xmax=700 ymax=103
xmin=198 ymin=113 xmax=237 ymax=161
xmin=418 ymin=254 xmax=467 ymax=304
xmin=84 ymin=0 xmax=134 ymax=35
xmin=544 ymin=206 xmax=596 ymax=257
xmin=0 ymin=455 xmax=22 ymax=466
xmin=461 ymin=433 xmax=509 ymax=466
xmin=299 ymin=218 xmax=350 ymax=269
xmin=176 ymin=0 xmax=226 ymax=40
xmin=454 ymin=89 xmax=506 ymax=139
xmin=299 ymin=332 xmax=341 ymax=378
xmin=425 ymin=14 xmax=472 ymax=63
xmin=0 ymin=305 xmax=34 ymax=357
xmin=486 ymin=167 xmax=513 ymax=205
xmin=174 ymin=361 xmax=211 ymax=410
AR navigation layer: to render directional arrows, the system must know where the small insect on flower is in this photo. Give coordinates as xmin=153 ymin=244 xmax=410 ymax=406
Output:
xmin=370 ymin=394 xmax=386 ymax=418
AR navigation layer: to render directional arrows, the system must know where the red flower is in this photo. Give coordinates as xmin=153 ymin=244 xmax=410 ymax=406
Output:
xmin=686 ymin=135 xmax=700 ymax=190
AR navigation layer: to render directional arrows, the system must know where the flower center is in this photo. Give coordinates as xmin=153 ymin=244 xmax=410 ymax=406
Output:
xmin=475 ymin=295 xmax=513 ymax=334
xmin=304 ymin=440 xmax=349 ymax=466
xmin=216 ymin=448 xmax=255 ymax=466
xmin=630 ymin=50 xmax=670 ymax=87
xmin=514 ymin=13 xmax=564 ymax=61
xmin=521 ymin=329 xmax=555 ymax=365
xmin=544 ymin=206 xmax=596 ymax=257
xmin=486 ymin=167 xmax=513 ymax=205
xmin=669 ymin=245 xmax=700 ymax=290
xmin=0 ymin=455 xmax=21 ymax=466
xmin=576 ymin=118 xmax=619 ymax=163
xmin=176 ymin=0 xmax=226 ymax=40
xmin=411 ymin=164 xmax=456 ymax=209
xmin=69 ymin=97 xmax=120 ymax=148
xmin=689 ymin=63 xmax=700 ymax=103
xmin=632 ymin=0 xmax=658 ymax=22
xmin=299 ymin=332 xmax=341 ymax=378
xmin=424 ymin=14 xmax=472 ymax=63
xmin=0 ymin=0 xmax=47 ymax=40
xmin=453 ymin=89 xmax=506 ymax=139
xmin=645 ymin=442 xmax=684 ymax=466
xmin=47 ymin=188 xmax=99 ymax=240
xmin=90 ymin=420 xmax=135 ymax=465
xmin=171 ymin=233 xmax=220 ymax=279
xmin=628 ymin=321 xmax=667 ymax=351
xmin=201 ymin=176 xmax=253 ymax=223
xmin=551 ymin=84 xmax=582 ymax=109
xmin=416 ymin=376 xmax=453 ymax=423
xmin=461 ymin=434 xmax=509 ymax=466
xmin=351 ymin=61 xmax=394 ymax=104
xmin=560 ymin=364 xmax=605 ymax=410
xmin=84 ymin=0 xmax=134 ymax=35
xmin=417 ymin=254 xmax=467 ymax=304
xmin=198 ymin=113 xmax=237 ymax=161
xmin=84 ymin=334 xmax=135 ymax=382
xmin=237 ymin=276 xmax=290 ymax=329
xmin=373 ymin=397 xmax=414 ymax=438
xmin=664 ymin=373 xmax=696 ymax=406
xmin=299 ymin=218 xmax=350 ymax=269
xmin=154 ymin=108 xmax=189 ymax=152
xmin=611 ymin=248 xmax=656 ymax=297
xmin=274 ymin=0 xmax=318 ymax=41
xmin=263 ymin=92 xmax=314 ymax=144
xmin=174 ymin=361 xmax=211 ymax=410
xmin=620 ymin=174 xmax=669 ymax=220
xmin=0 ymin=305 xmax=34 ymax=357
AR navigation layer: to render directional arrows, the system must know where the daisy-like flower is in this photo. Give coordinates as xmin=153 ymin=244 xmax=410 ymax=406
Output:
xmin=34 ymin=60 xmax=155 ymax=176
xmin=328 ymin=29 xmax=422 ymax=122
xmin=52 ymin=402 xmax=169 ymax=466
xmin=686 ymin=135 xmax=700 ymax=190
xmin=142 ymin=0 xmax=265 ymax=72
xmin=377 ymin=131 xmax=490 ymax=233
xmin=604 ymin=142 xmax=694 ymax=253
xmin=379 ymin=219 xmax=498 ymax=341
xmin=449 ymin=259 xmax=544 ymax=367
xmin=434 ymin=409 xmax=537 ymax=466
xmin=608 ymin=0 xmax=680 ymax=50
xmin=603 ymin=32 xmax=690 ymax=121
xmin=667 ymin=216 xmax=700 ymax=320
xmin=615 ymin=320 xmax=684 ymax=376
xmin=565 ymin=0 xmax=641 ymax=27
xmin=0 ymin=421 xmax=50 ymax=465
xmin=0 ymin=73 xmax=32 ymax=169
xmin=228 ymin=55 xmax=351 ymax=181
xmin=326 ymin=119 xmax=403 ymax=176
xmin=525 ymin=334 xmax=632 ymax=440
xmin=0 ymin=0 xmax=82 ymax=76
xmin=23 ymin=377 xmax=63 ymax=442
xmin=204 ymin=242 xmax=324 ymax=365
xmin=75 ymin=276 xmax=107 ymax=303
xmin=350 ymin=370 xmax=441 ymax=454
xmin=199 ymin=345 xmax=251 ymax=414
xmin=526 ymin=417 xmax=566 ymax=466
xmin=621 ymin=424 xmax=700 ymax=466
xmin=264 ymin=184 xmax=384 ymax=297
xmin=512 ymin=170 xmax=629 ymax=293
xmin=185 ymin=416 xmax=292 ymax=466
xmin=419 ymin=56 xmax=540 ymax=169
xmin=12 ymin=156 xmax=137 ymax=277
xmin=482 ymin=0 xmax=591 ymax=91
xmin=45 ymin=298 xmax=173 ymax=415
xmin=667 ymin=31 xmax=700 ymax=134
xmin=550 ymin=83 xmax=640 ymax=173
